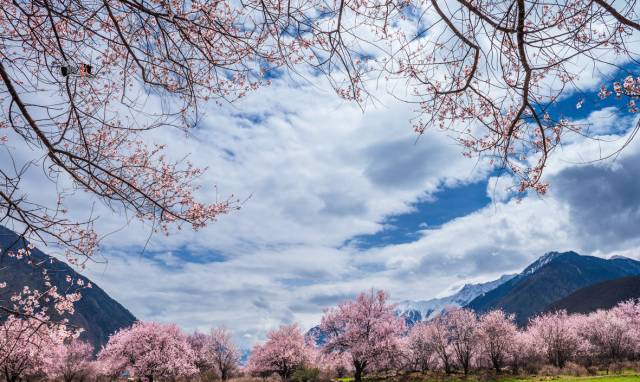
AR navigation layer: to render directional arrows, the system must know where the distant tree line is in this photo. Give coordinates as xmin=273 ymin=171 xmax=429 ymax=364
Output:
xmin=2 ymin=290 xmax=640 ymax=382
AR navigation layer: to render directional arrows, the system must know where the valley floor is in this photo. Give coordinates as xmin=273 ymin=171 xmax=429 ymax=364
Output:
xmin=332 ymin=372 xmax=640 ymax=382
xmin=500 ymin=375 xmax=640 ymax=382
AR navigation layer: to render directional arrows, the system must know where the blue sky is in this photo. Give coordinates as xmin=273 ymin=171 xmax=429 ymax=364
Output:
xmin=349 ymin=180 xmax=491 ymax=248
xmin=347 ymin=63 xmax=638 ymax=250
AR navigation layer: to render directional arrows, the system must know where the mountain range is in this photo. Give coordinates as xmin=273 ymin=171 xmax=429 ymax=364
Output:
xmin=545 ymin=275 xmax=640 ymax=314
xmin=0 ymin=225 xmax=136 ymax=349
xmin=466 ymin=251 xmax=640 ymax=324
xmin=4 ymin=220 xmax=639 ymax=348
xmin=398 ymin=251 xmax=640 ymax=326
xmin=395 ymin=274 xmax=516 ymax=324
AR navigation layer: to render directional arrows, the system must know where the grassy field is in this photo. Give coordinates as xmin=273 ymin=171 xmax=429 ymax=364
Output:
xmin=502 ymin=375 xmax=640 ymax=382
xmin=335 ymin=372 xmax=640 ymax=382
xmin=502 ymin=376 xmax=640 ymax=382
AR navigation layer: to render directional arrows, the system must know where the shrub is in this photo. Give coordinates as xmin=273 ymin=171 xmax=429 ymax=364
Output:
xmin=561 ymin=362 xmax=587 ymax=376
xmin=538 ymin=365 xmax=561 ymax=376
xmin=608 ymin=362 xmax=625 ymax=374
xmin=292 ymin=368 xmax=321 ymax=382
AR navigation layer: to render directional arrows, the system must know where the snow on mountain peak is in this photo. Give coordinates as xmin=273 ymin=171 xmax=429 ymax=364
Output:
xmin=521 ymin=251 xmax=564 ymax=275
xmin=396 ymin=273 xmax=516 ymax=323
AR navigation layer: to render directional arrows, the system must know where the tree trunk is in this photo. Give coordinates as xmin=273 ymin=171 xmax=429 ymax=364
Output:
xmin=353 ymin=361 xmax=366 ymax=382
xmin=492 ymin=355 xmax=501 ymax=373
xmin=354 ymin=367 xmax=363 ymax=382
xmin=5 ymin=369 xmax=18 ymax=382
xmin=278 ymin=367 xmax=289 ymax=382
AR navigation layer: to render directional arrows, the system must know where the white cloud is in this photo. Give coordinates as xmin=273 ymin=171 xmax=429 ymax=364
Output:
xmin=74 ymin=70 xmax=490 ymax=348
xmin=72 ymin=70 xmax=640 ymax=351
xmin=5 ymin=37 xmax=640 ymax=352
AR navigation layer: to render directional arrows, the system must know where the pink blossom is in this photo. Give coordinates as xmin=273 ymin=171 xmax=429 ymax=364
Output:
xmin=320 ymin=290 xmax=405 ymax=382
xmin=98 ymin=322 xmax=197 ymax=382
xmin=247 ymin=324 xmax=312 ymax=381
xmin=44 ymin=339 xmax=93 ymax=382
xmin=477 ymin=310 xmax=517 ymax=372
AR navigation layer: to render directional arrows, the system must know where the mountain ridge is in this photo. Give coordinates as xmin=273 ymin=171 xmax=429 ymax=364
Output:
xmin=0 ymin=225 xmax=137 ymax=349
xmin=466 ymin=251 xmax=640 ymax=324
xmin=545 ymin=276 xmax=640 ymax=314
xmin=396 ymin=273 xmax=516 ymax=324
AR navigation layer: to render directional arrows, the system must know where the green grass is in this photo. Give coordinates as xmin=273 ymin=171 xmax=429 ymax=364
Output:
xmin=348 ymin=372 xmax=640 ymax=382
xmin=415 ymin=373 xmax=640 ymax=382
xmin=501 ymin=375 xmax=640 ymax=382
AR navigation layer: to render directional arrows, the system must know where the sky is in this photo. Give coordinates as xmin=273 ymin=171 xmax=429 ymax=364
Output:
xmin=4 ymin=50 xmax=640 ymax=350
xmin=57 ymin=62 xmax=639 ymax=351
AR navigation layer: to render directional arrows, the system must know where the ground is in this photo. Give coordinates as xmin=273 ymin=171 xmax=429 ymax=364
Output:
xmin=335 ymin=372 xmax=640 ymax=382
xmin=503 ymin=376 xmax=640 ymax=382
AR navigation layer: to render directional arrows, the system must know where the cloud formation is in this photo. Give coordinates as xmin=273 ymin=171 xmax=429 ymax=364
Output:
xmin=46 ymin=71 xmax=637 ymax=350
xmin=552 ymin=144 xmax=640 ymax=251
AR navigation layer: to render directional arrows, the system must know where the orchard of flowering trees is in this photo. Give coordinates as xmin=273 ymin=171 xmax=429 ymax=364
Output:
xmin=249 ymin=294 xmax=640 ymax=381
xmin=1 ymin=290 xmax=640 ymax=382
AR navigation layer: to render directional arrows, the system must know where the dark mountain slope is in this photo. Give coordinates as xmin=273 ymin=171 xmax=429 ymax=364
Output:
xmin=0 ymin=225 xmax=136 ymax=348
xmin=466 ymin=251 xmax=640 ymax=324
xmin=545 ymin=276 xmax=640 ymax=314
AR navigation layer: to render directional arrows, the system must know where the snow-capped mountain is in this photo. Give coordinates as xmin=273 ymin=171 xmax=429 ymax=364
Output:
xmin=466 ymin=251 xmax=640 ymax=324
xmin=520 ymin=251 xmax=563 ymax=276
xmin=395 ymin=274 xmax=516 ymax=324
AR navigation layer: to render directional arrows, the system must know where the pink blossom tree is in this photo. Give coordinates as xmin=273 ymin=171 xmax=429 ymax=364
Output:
xmin=509 ymin=330 xmax=541 ymax=374
xmin=98 ymin=322 xmax=197 ymax=382
xmin=528 ymin=311 xmax=581 ymax=368
xmin=0 ymin=243 xmax=87 ymax=330
xmin=295 ymin=0 xmax=640 ymax=192
xmin=45 ymin=339 xmax=93 ymax=382
xmin=319 ymin=290 xmax=405 ymax=382
xmin=187 ymin=328 xmax=239 ymax=379
xmin=0 ymin=0 xmax=302 ymax=264
xmin=444 ymin=308 xmax=479 ymax=375
xmin=187 ymin=331 xmax=215 ymax=375
xmin=247 ymin=324 xmax=311 ymax=381
xmin=404 ymin=322 xmax=436 ymax=373
xmin=209 ymin=327 xmax=240 ymax=380
xmin=0 ymin=316 xmax=69 ymax=382
xmin=579 ymin=305 xmax=635 ymax=366
xmin=311 ymin=350 xmax=353 ymax=378
xmin=477 ymin=310 xmax=517 ymax=373
xmin=93 ymin=356 xmax=123 ymax=381
xmin=423 ymin=317 xmax=454 ymax=374
xmin=612 ymin=299 xmax=640 ymax=358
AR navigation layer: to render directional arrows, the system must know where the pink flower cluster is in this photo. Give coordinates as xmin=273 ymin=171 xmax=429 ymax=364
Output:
xmin=97 ymin=322 xmax=198 ymax=382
